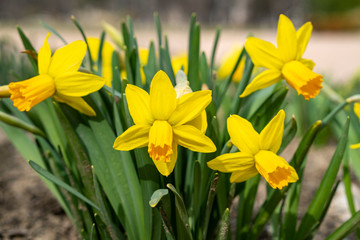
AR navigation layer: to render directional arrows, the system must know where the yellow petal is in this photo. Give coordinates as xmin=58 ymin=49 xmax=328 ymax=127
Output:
xmin=299 ymin=58 xmax=315 ymax=70
xmin=171 ymin=54 xmax=188 ymax=75
xmin=245 ymin=37 xmax=283 ymax=69
xmin=53 ymin=93 xmax=96 ymax=116
xmin=230 ymin=167 xmax=258 ymax=183
xmin=9 ymin=75 xmax=55 ymax=111
xmin=54 ymin=72 xmax=105 ymax=97
xmin=173 ymin=125 xmax=216 ymax=153
xmin=148 ymin=120 xmax=173 ymax=162
xmin=185 ymin=110 xmax=207 ymax=133
xmin=296 ymin=22 xmax=313 ymax=59
xmin=259 ymin=110 xmax=285 ymax=153
xmin=150 ymin=70 xmax=177 ymax=120
xmin=87 ymin=37 xmax=115 ymax=87
xmin=354 ymin=103 xmax=360 ymax=120
xmin=48 ymin=40 xmax=87 ymax=78
xmin=139 ymin=48 xmax=149 ymax=65
xmin=153 ymin=142 xmax=178 ymax=177
xmin=207 ymin=152 xmax=254 ymax=172
xmin=113 ymin=125 xmax=150 ymax=151
xmin=38 ymin=33 xmax=51 ymax=75
xmin=282 ymin=60 xmax=323 ymax=100
xmin=125 ymin=84 xmax=154 ymax=125
xmin=217 ymin=47 xmax=244 ymax=82
xmin=350 ymin=143 xmax=360 ymax=149
xmin=254 ymin=150 xmax=298 ymax=189
xmin=227 ymin=114 xmax=259 ymax=155
xmin=240 ymin=69 xmax=282 ymax=98
xmin=276 ymin=14 xmax=297 ymax=62
xmin=168 ymin=90 xmax=212 ymax=126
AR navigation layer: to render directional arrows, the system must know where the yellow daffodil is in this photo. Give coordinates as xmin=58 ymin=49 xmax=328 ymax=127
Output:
xmin=113 ymin=70 xmax=216 ymax=176
xmin=241 ymin=14 xmax=323 ymax=100
xmin=351 ymin=103 xmax=360 ymax=149
xmin=87 ymin=37 xmax=115 ymax=87
xmin=217 ymin=47 xmax=245 ymax=83
xmin=9 ymin=33 xmax=105 ymax=116
xmin=207 ymin=110 xmax=298 ymax=189
xmin=172 ymin=53 xmax=188 ymax=75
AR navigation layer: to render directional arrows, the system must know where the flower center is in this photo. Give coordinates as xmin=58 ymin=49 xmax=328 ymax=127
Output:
xmin=9 ymin=74 xmax=55 ymax=111
xmin=254 ymin=150 xmax=298 ymax=189
xmin=148 ymin=120 xmax=173 ymax=162
xmin=281 ymin=60 xmax=323 ymax=100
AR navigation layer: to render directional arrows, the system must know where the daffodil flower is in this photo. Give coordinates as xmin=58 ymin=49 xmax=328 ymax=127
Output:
xmin=171 ymin=53 xmax=188 ymax=75
xmin=207 ymin=110 xmax=298 ymax=189
xmin=217 ymin=47 xmax=245 ymax=83
xmin=87 ymin=37 xmax=115 ymax=87
xmin=351 ymin=103 xmax=360 ymax=149
xmin=241 ymin=14 xmax=323 ymax=100
xmin=9 ymin=33 xmax=105 ymax=116
xmin=113 ymin=70 xmax=216 ymax=176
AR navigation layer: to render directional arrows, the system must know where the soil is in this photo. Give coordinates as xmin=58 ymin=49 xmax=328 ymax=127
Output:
xmin=0 ymin=131 xmax=77 ymax=240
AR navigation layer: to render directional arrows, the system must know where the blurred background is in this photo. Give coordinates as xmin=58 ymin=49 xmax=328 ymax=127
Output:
xmin=1 ymin=0 xmax=360 ymax=84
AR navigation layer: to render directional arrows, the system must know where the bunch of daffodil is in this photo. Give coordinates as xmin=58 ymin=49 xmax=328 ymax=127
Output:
xmin=8 ymin=33 xmax=105 ymax=116
xmin=113 ymin=70 xmax=216 ymax=176
xmin=241 ymin=14 xmax=323 ymax=100
xmin=208 ymin=110 xmax=298 ymax=189
xmin=87 ymin=37 xmax=115 ymax=87
xmin=217 ymin=47 xmax=245 ymax=83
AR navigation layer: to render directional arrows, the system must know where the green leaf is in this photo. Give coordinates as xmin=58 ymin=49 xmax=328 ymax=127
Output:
xmin=296 ymin=117 xmax=350 ymax=240
xmin=29 ymin=160 xmax=100 ymax=210
xmin=202 ymin=173 xmax=219 ymax=240
xmin=40 ymin=21 xmax=68 ymax=44
xmin=16 ymin=26 xmax=37 ymax=72
xmin=92 ymin=167 xmax=125 ymax=240
xmin=0 ymin=111 xmax=45 ymax=137
xmin=160 ymin=36 xmax=175 ymax=85
xmin=149 ymin=189 xmax=169 ymax=207
xmin=217 ymin=208 xmax=230 ymax=240
xmin=71 ymin=16 xmax=94 ymax=71
xmin=188 ymin=19 xmax=200 ymax=90
xmin=326 ymin=210 xmax=360 ymax=240
xmin=167 ymin=183 xmax=193 ymax=240
xmin=209 ymin=26 xmax=221 ymax=89
xmin=278 ymin=115 xmax=297 ymax=154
